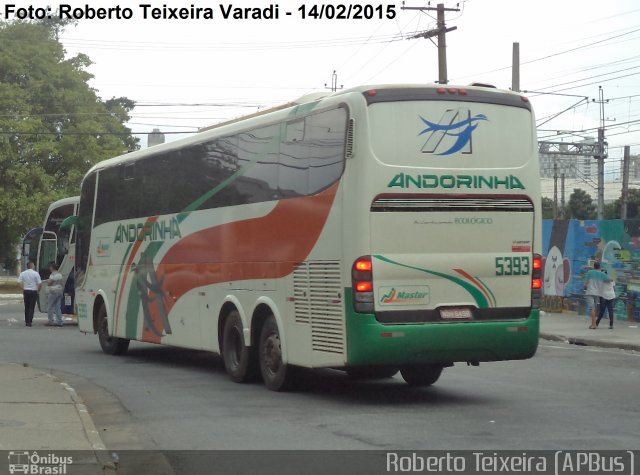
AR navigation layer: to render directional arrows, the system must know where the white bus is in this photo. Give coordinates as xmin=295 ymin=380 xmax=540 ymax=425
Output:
xmin=72 ymin=84 xmax=542 ymax=391
xmin=21 ymin=196 xmax=79 ymax=316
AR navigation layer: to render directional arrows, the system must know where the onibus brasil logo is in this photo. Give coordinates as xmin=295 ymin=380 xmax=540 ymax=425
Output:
xmin=419 ymin=108 xmax=488 ymax=156
xmin=8 ymin=451 xmax=73 ymax=474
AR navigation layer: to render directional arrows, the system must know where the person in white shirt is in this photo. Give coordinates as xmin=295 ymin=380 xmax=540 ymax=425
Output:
xmin=17 ymin=261 xmax=42 ymax=327
xmin=46 ymin=262 xmax=64 ymax=327
xmin=596 ymin=270 xmax=616 ymax=329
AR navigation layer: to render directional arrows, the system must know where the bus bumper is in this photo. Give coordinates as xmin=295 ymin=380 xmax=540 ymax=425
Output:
xmin=345 ymin=306 xmax=540 ymax=366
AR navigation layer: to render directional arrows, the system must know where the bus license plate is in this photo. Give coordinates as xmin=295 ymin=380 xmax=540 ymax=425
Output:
xmin=440 ymin=308 xmax=473 ymax=320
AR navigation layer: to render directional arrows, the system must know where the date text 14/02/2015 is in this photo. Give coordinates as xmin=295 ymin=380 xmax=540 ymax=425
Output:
xmin=4 ymin=4 xmax=398 ymax=21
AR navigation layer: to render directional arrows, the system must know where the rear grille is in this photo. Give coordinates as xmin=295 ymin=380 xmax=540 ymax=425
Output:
xmin=371 ymin=196 xmax=534 ymax=213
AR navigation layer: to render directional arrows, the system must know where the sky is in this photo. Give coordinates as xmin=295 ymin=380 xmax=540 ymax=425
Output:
xmin=17 ymin=0 xmax=640 ymax=188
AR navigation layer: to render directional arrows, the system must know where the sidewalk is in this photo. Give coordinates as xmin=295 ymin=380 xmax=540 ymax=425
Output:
xmin=540 ymin=310 xmax=640 ymax=352
xmin=0 ymin=363 xmax=113 ymax=474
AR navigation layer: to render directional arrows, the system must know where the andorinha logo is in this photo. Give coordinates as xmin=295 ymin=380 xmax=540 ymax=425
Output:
xmin=8 ymin=451 xmax=73 ymax=474
xmin=114 ymin=217 xmax=182 ymax=243
xmin=387 ymin=173 xmax=525 ymax=190
xmin=418 ymin=108 xmax=488 ymax=156
xmin=379 ymin=286 xmax=430 ymax=306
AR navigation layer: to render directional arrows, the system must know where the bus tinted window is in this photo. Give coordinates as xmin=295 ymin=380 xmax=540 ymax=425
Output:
xmin=236 ymin=124 xmax=280 ymax=204
xmin=279 ymin=121 xmax=309 ymax=198
xmin=278 ymin=108 xmax=347 ymax=197
xmin=95 ymin=165 xmax=140 ymax=226
xmin=92 ymin=106 xmax=347 ymax=223
xmin=306 ymin=108 xmax=347 ymax=194
xmin=76 ymin=173 xmax=96 ymax=280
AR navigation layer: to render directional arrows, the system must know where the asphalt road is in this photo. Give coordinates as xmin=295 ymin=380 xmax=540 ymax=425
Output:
xmin=1 ymin=301 xmax=638 ymax=471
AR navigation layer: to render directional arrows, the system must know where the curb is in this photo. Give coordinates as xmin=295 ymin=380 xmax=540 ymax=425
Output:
xmin=540 ymin=332 xmax=640 ymax=352
xmin=44 ymin=372 xmax=117 ymax=472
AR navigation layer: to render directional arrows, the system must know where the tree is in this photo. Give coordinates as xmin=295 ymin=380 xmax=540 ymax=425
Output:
xmin=604 ymin=189 xmax=640 ymax=220
xmin=541 ymin=197 xmax=555 ymax=219
xmin=566 ymin=188 xmax=597 ymax=220
xmin=0 ymin=20 xmax=138 ymax=263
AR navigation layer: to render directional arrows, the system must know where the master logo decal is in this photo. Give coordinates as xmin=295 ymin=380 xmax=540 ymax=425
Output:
xmin=379 ymin=286 xmax=430 ymax=306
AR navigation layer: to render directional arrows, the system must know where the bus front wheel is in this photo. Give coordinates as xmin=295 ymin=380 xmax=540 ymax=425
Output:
xmin=97 ymin=306 xmax=130 ymax=356
xmin=400 ymin=364 xmax=443 ymax=387
xmin=222 ymin=310 xmax=257 ymax=383
xmin=258 ymin=315 xmax=295 ymax=391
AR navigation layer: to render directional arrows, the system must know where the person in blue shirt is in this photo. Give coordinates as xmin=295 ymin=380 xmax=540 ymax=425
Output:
xmin=584 ymin=261 xmax=611 ymax=329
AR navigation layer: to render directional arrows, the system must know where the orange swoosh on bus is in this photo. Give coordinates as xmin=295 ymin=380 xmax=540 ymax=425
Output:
xmin=141 ymin=182 xmax=340 ymax=343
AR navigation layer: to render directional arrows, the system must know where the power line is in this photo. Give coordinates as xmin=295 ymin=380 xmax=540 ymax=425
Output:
xmin=453 ymin=26 xmax=640 ymax=81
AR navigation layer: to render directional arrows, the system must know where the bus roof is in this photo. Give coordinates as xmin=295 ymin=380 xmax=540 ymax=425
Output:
xmin=84 ymin=83 xmax=527 ymax=176
xmin=46 ymin=196 xmax=80 ymax=211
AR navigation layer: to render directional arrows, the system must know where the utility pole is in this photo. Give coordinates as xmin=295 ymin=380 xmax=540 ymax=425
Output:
xmin=553 ymin=158 xmax=558 ymax=219
xmin=512 ymin=42 xmax=520 ymax=92
xmin=324 ymin=70 xmax=343 ymax=92
xmin=560 ymin=173 xmax=566 ymax=219
xmin=592 ymin=86 xmax=609 ymax=220
xmin=621 ymin=145 xmax=631 ymax=219
xmin=402 ymin=3 xmax=460 ymax=83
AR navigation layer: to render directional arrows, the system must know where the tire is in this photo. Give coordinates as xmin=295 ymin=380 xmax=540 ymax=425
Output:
xmin=97 ymin=305 xmax=130 ymax=356
xmin=258 ymin=315 xmax=295 ymax=391
xmin=346 ymin=366 xmax=398 ymax=380
xmin=222 ymin=311 xmax=257 ymax=383
xmin=400 ymin=364 xmax=443 ymax=387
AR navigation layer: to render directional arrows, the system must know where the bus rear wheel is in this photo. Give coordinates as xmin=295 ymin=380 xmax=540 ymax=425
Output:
xmin=400 ymin=364 xmax=443 ymax=387
xmin=97 ymin=306 xmax=130 ymax=356
xmin=222 ymin=310 xmax=257 ymax=383
xmin=258 ymin=315 xmax=295 ymax=391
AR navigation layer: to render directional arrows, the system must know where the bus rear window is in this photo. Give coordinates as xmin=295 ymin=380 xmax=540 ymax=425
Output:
xmin=368 ymin=101 xmax=534 ymax=169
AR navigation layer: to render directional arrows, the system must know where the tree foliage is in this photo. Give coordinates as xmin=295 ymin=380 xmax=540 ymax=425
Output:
xmin=0 ymin=20 xmax=138 ymax=263
xmin=541 ymin=197 xmax=555 ymax=219
xmin=604 ymin=189 xmax=640 ymax=220
xmin=566 ymin=188 xmax=597 ymax=220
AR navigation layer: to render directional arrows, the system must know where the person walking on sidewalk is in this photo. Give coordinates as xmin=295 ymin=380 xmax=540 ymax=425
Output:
xmin=584 ymin=261 xmax=610 ymax=329
xmin=17 ymin=261 xmax=42 ymax=327
xmin=596 ymin=271 xmax=616 ymax=329
xmin=45 ymin=262 xmax=64 ymax=327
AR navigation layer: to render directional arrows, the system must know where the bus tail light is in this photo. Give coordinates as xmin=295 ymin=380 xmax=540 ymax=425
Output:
xmin=352 ymin=256 xmax=374 ymax=313
xmin=531 ymin=253 xmax=542 ymax=308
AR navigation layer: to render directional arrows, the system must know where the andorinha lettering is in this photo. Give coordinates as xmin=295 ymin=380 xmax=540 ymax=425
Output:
xmin=114 ymin=218 xmax=182 ymax=243
xmin=387 ymin=173 xmax=525 ymax=190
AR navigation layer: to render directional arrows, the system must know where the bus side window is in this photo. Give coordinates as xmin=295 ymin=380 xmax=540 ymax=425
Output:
xmin=279 ymin=120 xmax=309 ymax=198
xmin=307 ymin=108 xmax=347 ymax=195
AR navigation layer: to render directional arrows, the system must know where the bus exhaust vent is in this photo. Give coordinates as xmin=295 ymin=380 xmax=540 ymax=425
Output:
xmin=371 ymin=196 xmax=534 ymax=213
xmin=293 ymin=261 xmax=344 ymax=354
xmin=345 ymin=118 xmax=355 ymax=159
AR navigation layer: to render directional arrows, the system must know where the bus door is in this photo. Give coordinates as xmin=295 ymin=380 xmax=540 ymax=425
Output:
xmin=21 ymin=227 xmax=42 ymax=271
xmin=37 ymin=231 xmax=58 ymax=312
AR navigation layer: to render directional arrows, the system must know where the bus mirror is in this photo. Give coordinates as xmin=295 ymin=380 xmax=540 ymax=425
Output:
xmin=60 ymin=215 xmax=78 ymax=230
